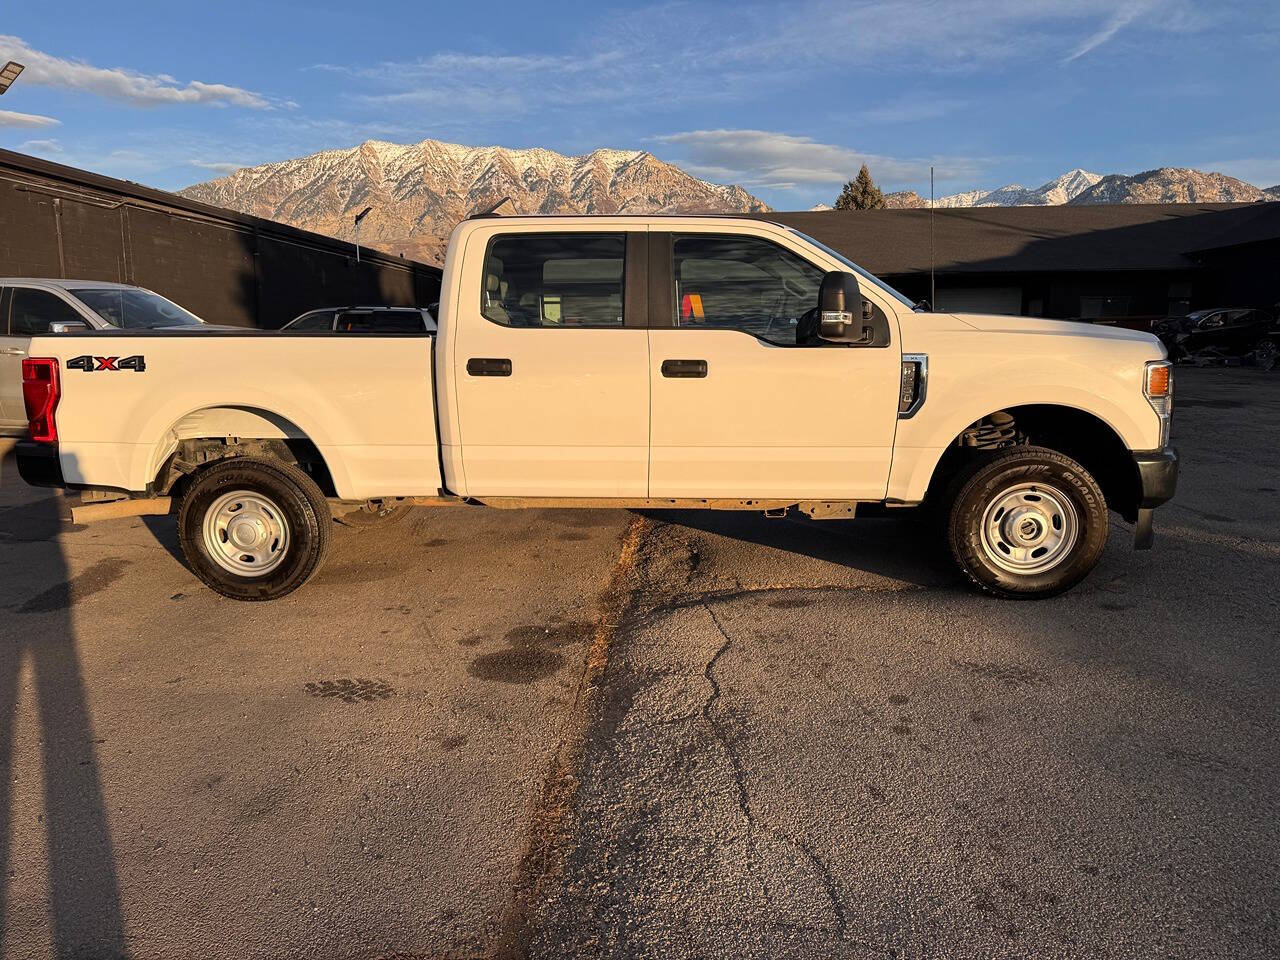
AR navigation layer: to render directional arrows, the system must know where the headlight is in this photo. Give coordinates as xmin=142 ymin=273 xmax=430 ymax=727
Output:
xmin=1145 ymin=360 xmax=1173 ymax=448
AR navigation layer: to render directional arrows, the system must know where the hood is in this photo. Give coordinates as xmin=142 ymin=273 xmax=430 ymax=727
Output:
xmin=948 ymin=312 xmax=1160 ymax=345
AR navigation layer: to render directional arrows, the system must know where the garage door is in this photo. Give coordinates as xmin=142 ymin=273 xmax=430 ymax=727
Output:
xmin=935 ymin=287 xmax=1023 ymax=315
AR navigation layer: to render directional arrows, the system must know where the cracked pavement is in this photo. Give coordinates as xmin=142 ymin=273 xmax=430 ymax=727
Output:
xmin=2 ymin=367 xmax=1279 ymax=958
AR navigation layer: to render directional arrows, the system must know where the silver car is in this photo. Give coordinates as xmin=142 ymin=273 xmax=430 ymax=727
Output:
xmin=0 ymin=279 xmax=210 ymax=436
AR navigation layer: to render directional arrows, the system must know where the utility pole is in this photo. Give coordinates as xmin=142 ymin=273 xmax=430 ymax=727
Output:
xmin=353 ymin=206 xmax=373 ymax=264
xmin=929 ymin=166 xmax=936 ymax=310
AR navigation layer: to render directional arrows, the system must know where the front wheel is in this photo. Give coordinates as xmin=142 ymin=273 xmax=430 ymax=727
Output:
xmin=178 ymin=457 xmax=331 ymax=600
xmin=945 ymin=446 xmax=1108 ymax=599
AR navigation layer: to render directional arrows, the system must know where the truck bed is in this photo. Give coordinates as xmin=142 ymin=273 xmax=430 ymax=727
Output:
xmin=25 ymin=330 xmax=441 ymax=500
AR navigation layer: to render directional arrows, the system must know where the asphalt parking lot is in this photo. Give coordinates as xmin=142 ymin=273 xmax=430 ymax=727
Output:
xmin=1 ymin=366 xmax=1278 ymax=959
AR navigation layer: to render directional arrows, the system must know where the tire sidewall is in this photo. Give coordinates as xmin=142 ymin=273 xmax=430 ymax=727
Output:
xmin=948 ymin=450 xmax=1108 ymax=598
xmin=178 ymin=459 xmax=327 ymax=601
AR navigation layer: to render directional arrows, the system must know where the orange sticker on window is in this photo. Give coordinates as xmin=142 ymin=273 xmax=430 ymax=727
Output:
xmin=681 ymin=293 xmax=704 ymax=320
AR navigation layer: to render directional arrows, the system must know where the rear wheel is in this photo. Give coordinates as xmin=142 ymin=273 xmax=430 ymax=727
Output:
xmin=178 ymin=457 xmax=331 ymax=600
xmin=945 ymin=446 xmax=1108 ymax=599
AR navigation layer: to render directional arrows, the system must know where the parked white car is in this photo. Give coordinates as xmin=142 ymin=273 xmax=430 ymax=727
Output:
xmin=15 ymin=216 xmax=1178 ymax=600
xmin=1 ymin=279 xmax=211 ymax=435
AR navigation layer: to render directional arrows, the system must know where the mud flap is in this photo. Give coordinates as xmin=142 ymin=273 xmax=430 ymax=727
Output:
xmin=1134 ymin=508 xmax=1155 ymax=550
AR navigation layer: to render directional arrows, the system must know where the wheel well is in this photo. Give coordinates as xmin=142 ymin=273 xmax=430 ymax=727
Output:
xmin=154 ymin=437 xmax=337 ymax=499
xmin=927 ymin=405 xmax=1141 ymax=521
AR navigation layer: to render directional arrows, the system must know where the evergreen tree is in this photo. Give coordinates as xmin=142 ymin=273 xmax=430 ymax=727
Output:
xmin=834 ymin=164 xmax=885 ymax=210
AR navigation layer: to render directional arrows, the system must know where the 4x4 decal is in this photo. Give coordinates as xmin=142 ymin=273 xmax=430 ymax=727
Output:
xmin=67 ymin=354 xmax=146 ymax=373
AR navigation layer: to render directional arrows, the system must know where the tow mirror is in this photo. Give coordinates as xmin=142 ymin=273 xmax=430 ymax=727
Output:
xmin=817 ymin=271 xmax=875 ymax=343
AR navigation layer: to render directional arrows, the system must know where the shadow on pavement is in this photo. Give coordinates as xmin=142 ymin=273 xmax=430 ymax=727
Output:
xmin=643 ymin=507 xmax=954 ymax=589
xmin=0 ymin=451 xmax=127 ymax=957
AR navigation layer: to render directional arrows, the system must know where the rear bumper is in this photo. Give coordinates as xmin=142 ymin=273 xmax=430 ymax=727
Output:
xmin=1134 ymin=446 xmax=1179 ymax=508
xmin=16 ymin=440 xmax=65 ymax=488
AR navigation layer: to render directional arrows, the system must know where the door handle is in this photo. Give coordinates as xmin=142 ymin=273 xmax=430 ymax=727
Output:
xmin=466 ymin=357 xmax=512 ymax=377
xmin=1 ymin=347 xmax=25 ymax=356
xmin=661 ymin=359 xmax=707 ymax=378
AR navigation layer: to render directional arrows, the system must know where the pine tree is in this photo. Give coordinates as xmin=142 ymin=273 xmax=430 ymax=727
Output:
xmin=834 ymin=164 xmax=885 ymax=210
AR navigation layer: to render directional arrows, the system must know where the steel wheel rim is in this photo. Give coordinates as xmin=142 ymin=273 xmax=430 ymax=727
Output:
xmin=980 ymin=481 xmax=1079 ymax=575
xmin=202 ymin=489 xmax=291 ymax=577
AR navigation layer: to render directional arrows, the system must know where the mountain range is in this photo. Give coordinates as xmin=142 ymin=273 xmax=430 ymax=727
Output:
xmin=180 ymin=141 xmax=1280 ymax=264
xmin=179 ymin=139 xmax=770 ymax=264
xmin=882 ymin=167 xmax=1280 ymax=209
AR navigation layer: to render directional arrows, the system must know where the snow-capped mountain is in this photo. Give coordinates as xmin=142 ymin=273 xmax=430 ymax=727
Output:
xmin=885 ymin=167 xmax=1280 ymax=210
xmin=933 ymin=169 xmax=1103 ymax=207
xmin=1070 ymin=167 xmax=1276 ymax=204
xmin=179 ymin=139 xmax=770 ymax=264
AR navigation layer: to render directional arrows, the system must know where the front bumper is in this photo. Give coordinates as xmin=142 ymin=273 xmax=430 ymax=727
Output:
xmin=16 ymin=440 xmax=65 ymax=488
xmin=1131 ymin=446 xmax=1179 ymax=549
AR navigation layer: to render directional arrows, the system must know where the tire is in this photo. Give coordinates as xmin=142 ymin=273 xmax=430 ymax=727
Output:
xmin=177 ymin=457 xmax=331 ymax=601
xmin=1255 ymin=338 xmax=1278 ymax=373
xmin=945 ymin=446 xmax=1108 ymax=599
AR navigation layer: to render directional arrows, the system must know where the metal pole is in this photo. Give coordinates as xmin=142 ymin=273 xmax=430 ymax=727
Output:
xmin=930 ymin=166 xmax=935 ymax=310
xmin=354 ymin=221 xmax=362 ymax=264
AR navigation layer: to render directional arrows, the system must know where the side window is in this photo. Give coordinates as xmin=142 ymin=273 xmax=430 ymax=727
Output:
xmin=10 ymin=288 xmax=85 ymax=335
xmin=289 ymin=311 xmax=336 ymax=331
xmin=672 ymin=235 xmax=824 ymax=345
xmin=482 ymin=233 xmax=625 ymax=328
xmin=339 ymin=310 xmax=423 ymax=333
xmin=0 ymin=288 xmax=9 ymax=335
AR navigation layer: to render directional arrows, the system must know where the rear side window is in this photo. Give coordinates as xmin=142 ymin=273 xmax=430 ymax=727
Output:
xmin=10 ymin=288 xmax=85 ymax=335
xmin=481 ymin=234 xmax=625 ymax=328
xmin=288 ymin=310 xmax=336 ymax=331
xmin=339 ymin=310 xmax=423 ymax=333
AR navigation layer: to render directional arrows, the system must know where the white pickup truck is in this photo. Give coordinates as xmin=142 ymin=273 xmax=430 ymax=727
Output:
xmin=16 ymin=215 xmax=1178 ymax=600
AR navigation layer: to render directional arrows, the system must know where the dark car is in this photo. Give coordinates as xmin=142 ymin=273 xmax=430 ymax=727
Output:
xmin=283 ymin=305 xmax=437 ymax=334
xmin=1153 ymin=308 xmax=1277 ymax=370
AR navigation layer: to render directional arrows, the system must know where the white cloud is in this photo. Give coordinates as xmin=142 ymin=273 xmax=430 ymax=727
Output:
xmin=191 ymin=160 xmax=245 ymax=174
xmin=1063 ymin=1 xmax=1155 ymax=62
xmin=0 ymin=108 xmax=59 ymax=128
xmin=19 ymin=137 xmax=61 ymax=153
xmin=0 ymin=35 xmax=270 ymax=108
xmin=654 ymin=129 xmax=981 ymax=192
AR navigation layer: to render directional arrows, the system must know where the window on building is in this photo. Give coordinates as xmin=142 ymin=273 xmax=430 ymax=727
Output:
xmin=481 ymin=234 xmax=626 ymax=327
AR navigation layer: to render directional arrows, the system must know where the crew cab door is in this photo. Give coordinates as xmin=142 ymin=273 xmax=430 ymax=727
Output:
xmin=647 ymin=231 xmax=901 ymax=499
xmin=452 ymin=230 xmax=651 ymax=497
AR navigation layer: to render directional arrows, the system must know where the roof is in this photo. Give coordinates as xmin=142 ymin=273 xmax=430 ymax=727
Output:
xmin=769 ymin=203 xmax=1280 ymax=276
xmin=0 ymin=148 xmax=441 ymax=275
xmin=0 ymin=278 xmax=140 ymax=289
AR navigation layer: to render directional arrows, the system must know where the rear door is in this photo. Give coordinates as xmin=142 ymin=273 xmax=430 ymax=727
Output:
xmin=4 ymin=287 xmax=97 ymax=430
xmin=0 ymin=288 xmax=22 ymax=430
xmin=647 ymin=231 xmax=901 ymax=500
xmin=452 ymin=230 xmax=651 ymax=497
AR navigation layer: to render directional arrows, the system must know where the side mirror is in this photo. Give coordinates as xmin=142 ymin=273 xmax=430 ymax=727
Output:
xmin=49 ymin=320 xmax=90 ymax=334
xmin=817 ymin=271 xmax=875 ymax=343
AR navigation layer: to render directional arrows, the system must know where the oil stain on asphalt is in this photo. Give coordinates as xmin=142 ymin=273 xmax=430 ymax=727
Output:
xmin=14 ymin=556 xmax=131 ymax=613
xmin=468 ymin=620 xmax=594 ymax=684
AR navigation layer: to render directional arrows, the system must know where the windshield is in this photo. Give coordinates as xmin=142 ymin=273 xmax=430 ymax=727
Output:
xmin=785 ymin=228 xmax=918 ymax=309
xmin=71 ymin=288 xmax=204 ymax=328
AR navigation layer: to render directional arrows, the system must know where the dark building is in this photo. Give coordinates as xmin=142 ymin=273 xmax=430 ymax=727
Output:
xmin=0 ymin=149 xmax=442 ymax=329
xmin=772 ymin=203 xmax=1280 ymax=327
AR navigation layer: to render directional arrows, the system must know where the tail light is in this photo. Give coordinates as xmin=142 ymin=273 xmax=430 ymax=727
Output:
xmin=22 ymin=357 xmax=60 ymax=443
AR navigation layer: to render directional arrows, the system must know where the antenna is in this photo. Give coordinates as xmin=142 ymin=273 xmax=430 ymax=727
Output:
xmin=929 ymin=166 xmax=935 ymax=310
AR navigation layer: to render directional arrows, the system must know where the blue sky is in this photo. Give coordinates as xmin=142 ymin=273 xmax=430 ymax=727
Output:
xmin=1 ymin=0 xmax=1277 ymax=208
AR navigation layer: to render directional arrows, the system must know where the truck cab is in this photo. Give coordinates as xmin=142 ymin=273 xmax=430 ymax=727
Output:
xmin=16 ymin=216 xmax=1178 ymax=601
